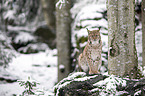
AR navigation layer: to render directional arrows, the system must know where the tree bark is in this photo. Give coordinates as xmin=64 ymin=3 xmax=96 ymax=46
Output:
xmin=142 ymin=0 xmax=145 ymax=68
xmin=40 ymin=0 xmax=55 ymax=31
xmin=56 ymin=0 xmax=71 ymax=82
xmin=107 ymin=0 xmax=138 ymax=79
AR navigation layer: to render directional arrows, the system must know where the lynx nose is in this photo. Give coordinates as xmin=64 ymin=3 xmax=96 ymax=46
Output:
xmin=94 ymin=39 xmax=99 ymax=42
xmin=94 ymin=39 xmax=97 ymax=41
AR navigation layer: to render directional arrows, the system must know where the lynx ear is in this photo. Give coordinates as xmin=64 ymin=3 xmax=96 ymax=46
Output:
xmin=98 ymin=27 xmax=101 ymax=31
xmin=86 ymin=28 xmax=90 ymax=34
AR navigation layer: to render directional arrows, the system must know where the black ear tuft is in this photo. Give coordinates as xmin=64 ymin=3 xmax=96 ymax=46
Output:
xmin=86 ymin=28 xmax=90 ymax=34
xmin=98 ymin=27 xmax=101 ymax=31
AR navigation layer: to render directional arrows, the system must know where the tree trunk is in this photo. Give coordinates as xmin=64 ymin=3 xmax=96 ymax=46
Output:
xmin=107 ymin=0 xmax=138 ymax=79
xmin=0 ymin=1 xmax=6 ymax=32
xmin=40 ymin=0 xmax=55 ymax=31
xmin=56 ymin=0 xmax=71 ymax=82
xmin=142 ymin=0 xmax=145 ymax=68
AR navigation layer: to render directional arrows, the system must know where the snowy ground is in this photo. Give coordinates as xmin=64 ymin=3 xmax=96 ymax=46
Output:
xmin=0 ymin=0 xmax=143 ymax=96
xmin=0 ymin=49 xmax=57 ymax=96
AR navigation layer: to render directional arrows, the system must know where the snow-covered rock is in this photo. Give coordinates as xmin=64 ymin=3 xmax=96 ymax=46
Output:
xmin=54 ymin=72 xmax=145 ymax=96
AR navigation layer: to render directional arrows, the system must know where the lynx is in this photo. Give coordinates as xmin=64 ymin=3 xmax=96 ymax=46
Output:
xmin=78 ymin=29 xmax=102 ymax=74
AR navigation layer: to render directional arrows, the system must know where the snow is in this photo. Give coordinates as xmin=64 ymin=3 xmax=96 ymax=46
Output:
xmin=14 ymin=32 xmax=36 ymax=44
xmin=80 ymin=19 xmax=108 ymax=28
xmin=55 ymin=73 xmax=128 ymax=96
xmin=80 ymin=12 xmax=102 ymax=20
xmin=143 ymin=66 xmax=145 ymax=76
xmin=134 ymin=90 xmax=141 ymax=96
xmin=0 ymin=82 xmax=24 ymax=96
xmin=8 ymin=26 xmax=35 ymax=33
xmin=71 ymin=0 xmax=106 ymax=18
xmin=135 ymin=23 xmax=142 ymax=66
xmin=71 ymin=4 xmax=107 ymax=31
xmin=80 ymin=42 xmax=87 ymax=48
xmin=93 ymin=75 xmax=126 ymax=87
xmin=0 ymin=0 xmax=143 ymax=95
xmin=93 ymin=75 xmax=126 ymax=95
xmin=73 ymin=74 xmax=98 ymax=81
xmin=76 ymin=29 xmax=88 ymax=37
xmin=3 ymin=10 xmax=15 ymax=20
xmin=56 ymin=0 xmax=66 ymax=9
xmin=135 ymin=0 xmax=142 ymax=3
xmin=54 ymin=72 xmax=101 ymax=95
xmin=71 ymin=0 xmax=109 ymax=73
xmin=0 ymin=49 xmax=57 ymax=95
xmin=18 ymin=43 xmax=49 ymax=53
xmin=54 ymin=72 xmax=87 ymax=96
xmin=59 ymin=64 xmax=65 ymax=69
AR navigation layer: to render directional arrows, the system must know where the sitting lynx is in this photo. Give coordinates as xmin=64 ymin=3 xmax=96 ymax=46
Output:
xmin=78 ymin=29 xmax=102 ymax=74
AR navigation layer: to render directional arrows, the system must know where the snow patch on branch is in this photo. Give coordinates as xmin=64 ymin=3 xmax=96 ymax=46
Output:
xmin=14 ymin=32 xmax=36 ymax=44
xmin=56 ymin=0 xmax=66 ymax=9
xmin=3 ymin=10 xmax=15 ymax=20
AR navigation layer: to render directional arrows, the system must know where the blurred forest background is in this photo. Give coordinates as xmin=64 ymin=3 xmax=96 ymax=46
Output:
xmin=0 ymin=0 xmax=143 ymax=95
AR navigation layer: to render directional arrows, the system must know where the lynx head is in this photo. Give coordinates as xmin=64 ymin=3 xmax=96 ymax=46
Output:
xmin=87 ymin=28 xmax=101 ymax=46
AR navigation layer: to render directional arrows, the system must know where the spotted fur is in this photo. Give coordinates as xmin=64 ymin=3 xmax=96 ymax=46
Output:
xmin=78 ymin=29 xmax=102 ymax=74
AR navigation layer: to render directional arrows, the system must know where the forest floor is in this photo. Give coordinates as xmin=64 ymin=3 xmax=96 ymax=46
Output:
xmin=0 ymin=0 xmax=143 ymax=96
xmin=0 ymin=28 xmax=142 ymax=96
xmin=0 ymin=49 xmax=57 ymax=96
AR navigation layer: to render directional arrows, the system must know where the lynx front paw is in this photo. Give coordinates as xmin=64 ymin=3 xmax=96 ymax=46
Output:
xmin=89 ymin=70 xmax=100 ymax=74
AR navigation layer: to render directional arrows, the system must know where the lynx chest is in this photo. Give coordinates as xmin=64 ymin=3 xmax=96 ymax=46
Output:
xmin=89 ymin=48 xmax=101 ymax=61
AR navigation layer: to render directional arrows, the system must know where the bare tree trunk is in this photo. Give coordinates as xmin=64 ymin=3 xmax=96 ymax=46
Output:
xmin=0 ymin=1 xmax=6 ymax=32
xmin=107 ymin=0 xmax=138 ymax=79
xmin=142 ymin=0 xmax=145 ymax=68
xmin=40 ymin=0 xmax=55 ymax=31
xmin=56 ymin=0 xmax=71 ymax=82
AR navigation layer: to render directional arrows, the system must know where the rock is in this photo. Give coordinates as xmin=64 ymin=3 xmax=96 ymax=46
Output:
xmin=54 ymin=72 xmax=145 ymax=96
xmin=9 ymin=25 xmax=56 ymax=54
xmin=34 ymin=25 xmax=56 ymax=49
